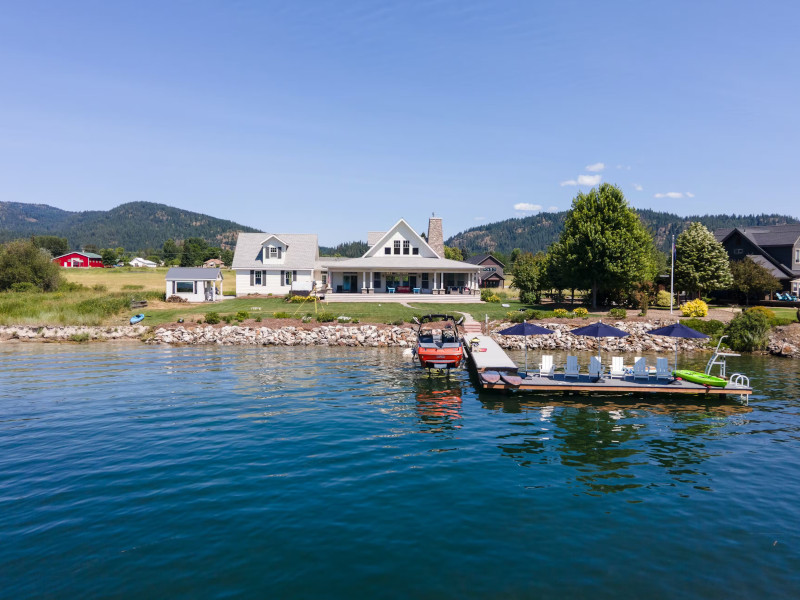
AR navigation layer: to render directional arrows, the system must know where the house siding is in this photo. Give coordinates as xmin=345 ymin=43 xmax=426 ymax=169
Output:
xmin=235 ymin=269 xmax=313 ymax=296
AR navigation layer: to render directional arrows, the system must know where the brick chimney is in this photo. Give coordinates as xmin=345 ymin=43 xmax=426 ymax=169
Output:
xmin=427 ymin=216 xmax=444 ymax=257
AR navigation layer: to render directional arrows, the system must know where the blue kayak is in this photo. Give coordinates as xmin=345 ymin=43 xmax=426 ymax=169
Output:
xmin=130 ymin=314 xmax=145 ymax=324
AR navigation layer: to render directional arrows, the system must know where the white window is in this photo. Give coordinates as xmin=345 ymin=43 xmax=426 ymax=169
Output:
xmin=403 ymin=240 xmax=410 ymax=255
xmin=254 ymin=271 xmax=262 ymax=285
xmin=269 ymin=246 xmax=278 ymax=259
xmin=394 ymin=241 xmax=401 ymax=255
xmin=176 ymin=281 xmax=194 ymax=293
xmin=285 ymin=270 xmax=293 ymax=286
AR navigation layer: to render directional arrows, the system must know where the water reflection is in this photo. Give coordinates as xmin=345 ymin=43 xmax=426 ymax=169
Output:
xmin=413 ymin=375 xmax=463 ymax=436
xmin=480 ymin=394 xmax=751 ymax=495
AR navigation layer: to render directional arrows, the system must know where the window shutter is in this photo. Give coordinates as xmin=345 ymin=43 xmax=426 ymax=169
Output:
xmin=250 ymin=270 xmax=255 ymax=286
xmin=262 ymin=270 xmax=267 ymax=286
xmin=278 ymin=247 xmax=282 ymax=259
xmin=281 ymin=270 xmax=285 ymax=286
xmin=293 ymin=270 xmax=297 ymax=282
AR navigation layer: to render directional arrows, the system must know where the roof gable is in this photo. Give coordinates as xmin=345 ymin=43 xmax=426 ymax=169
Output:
xmin=363 ymin=219 xmax=440 ymax=258
xmin=260 ymin=234 xmax=289 ymax=248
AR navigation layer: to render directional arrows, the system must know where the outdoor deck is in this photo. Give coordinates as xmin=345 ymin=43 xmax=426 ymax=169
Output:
xmin=463 ymin=334 xmax=753 ymax=399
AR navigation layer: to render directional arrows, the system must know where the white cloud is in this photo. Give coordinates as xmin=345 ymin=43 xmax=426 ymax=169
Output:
xmin=654 ymin=192 xmax=684 ymax=199
xmin=585 ymin=162 xmax=605 ymax=172
xmin=634 ymin=184 xmax=643 ymax=191
xmin=561 ymin=174 xmax=602 ymax=187
xmin=548 ymin=206 xmax=559 ymax=211
xmin=686 ymin=192 xmax=695 ymax=198
xmin=514 ymin=203 xmax=542 ymax=212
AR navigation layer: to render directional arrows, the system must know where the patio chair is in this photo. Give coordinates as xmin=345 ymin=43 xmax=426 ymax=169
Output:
xmin=589 ymin=356 xmax=604 ymax=378
xmin=538 ymin=355 xmax=555 ymax=377
xmin=609 ymin=356 xmax=625 ymax=379
xmin=654 ymin=357 xmax=672 ymax=380
xmin=564 ymin=355 xmax=580 ymax=379
xmin=633 ymin=357 xmax=649 ymax=380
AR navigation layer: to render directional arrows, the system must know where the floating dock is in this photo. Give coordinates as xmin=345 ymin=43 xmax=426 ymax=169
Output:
xmin=463 ymin=334 xmax=753 ymax=400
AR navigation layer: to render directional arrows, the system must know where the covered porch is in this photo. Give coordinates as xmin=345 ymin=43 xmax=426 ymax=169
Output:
xmin=323 ymin=269 xmax=481 ymax=296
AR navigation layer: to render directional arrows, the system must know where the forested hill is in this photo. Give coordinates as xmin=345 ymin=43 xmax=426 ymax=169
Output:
xmin=0 ymin=201 xmax=260 ymax=251
xmin=446 ymin=211 xmax=799 ymax=256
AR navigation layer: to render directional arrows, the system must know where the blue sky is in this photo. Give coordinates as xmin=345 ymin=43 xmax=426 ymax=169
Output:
xmin=1 ymin=1 xmax=798 ymax=245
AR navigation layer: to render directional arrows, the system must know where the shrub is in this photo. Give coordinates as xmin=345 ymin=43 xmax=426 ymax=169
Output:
xmin=655 ymin=290 xmax=674 ymax=307
xmin=680 ymin=299 xmax=708 ymax=317
xmin=553 ymin=308 xmax=569 ymax=318
xmin=573 ymin=307 xmax=588 ymax=318
xmin=496 ymin=291 xmax=508 ymax=301
xmin=222 ymin=315 xmax=234 ymax=324
xmin=273 ymin=311 xmax=291 ymax=319
xmin=480 ymin=289 xmax=494 ymax=302
xmin=769 ymin=317 xmax=795 ymax=327
xmin=58 ymin=281 xmax=85 ymax=292
xmin=316 ymin=312 xmax=335 ymax=323
xmin=519 ymin=291 xmax=537 ymax=305
xmin=337 ymin=316 xmax=352 ymax=323
xmin=92 ymin=284 xmax=108 ymax=292
xmin=235 ymin=310 xmax=250 ymax=322
xmin=288 ymin=295 xmax=308 ymax=303
xmin=391 ymin=319 xmax=405 ymax=326
xmin=680 ymin=318 xmax=725 ymax=337
xmin=0 ymin=240 xmax=62 ymax=291
xmin=301 ymin=315 xmax=312 ymax=323
xmin=166 ymin=295 xmax=188 ymax=303
xmin=10 ymin=282 xmax=38 ymax=293
xmin=255 ymin=316 xmax=262 ymax=323
xmin=725 ymin=310 xmax=770 ymax=352
xmin=608 ymin=307 xmax=627 ymax=318
xmin=68 ymin=332 xmax=90 ymax=343
xmin=486 ymin=294 xmax=501 ymax=303
xmin=746 ymin=306 xmax=775 ymax=320
xmin=204 ymin=312 xmax=221 ymax=325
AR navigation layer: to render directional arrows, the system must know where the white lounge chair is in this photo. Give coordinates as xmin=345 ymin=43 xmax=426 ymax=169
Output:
xmin=589 ymin=356 xmax=604 ymax=378
xmin=654 ymin=357 xmax=672 ymax=380
xmin=538 ymin=355 xmax=554 ymax=377
xmin=609 ymin=356 xmax=625 ymax=379
xmin=633 ymin=357 xmax=649 ymax=380
xmin=564 ymin=355 xmax=580 ymax=379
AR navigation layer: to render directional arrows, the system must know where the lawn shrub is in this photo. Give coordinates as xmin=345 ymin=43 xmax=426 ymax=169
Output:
xmin=480 ymin=289 xmax=494 ymax=302
xmin=679 ymin=318 xmax=725 ymax=337
xmin=273 ymin=311 xmax=291 ymax=319
xmin=553 ymin=308 xmax=569 ymax=318
xmin=10 ymin=282 xmax=38 ymax=293
xmin=608 ymin=307 xmax=627 ymax=318
xmin=204 ymin=312 xmax=221 ymax=325
xmin=573 ymin=307 xmax=589 ymax=318
xmin=725 ymin=310 xmax=770 ymax=352
xmin=680 ymin=299 xmax=708 ymax=317
xmin=255 ymin=316 xmax=262 ymax=323
xmin=655 ymin=290 xmax=673 ymax=307
xmin=316 ymin=312 xmax=335 ymax=323
xmin=746 ymin=306 xmax=775 ymax=320
xmin=222 ymin=315 xmax=234 ymax=324
xmin=235 ymin=311 xmax=250 ymax=322
xmin=769 ymin=317 xmax=795 ymax=327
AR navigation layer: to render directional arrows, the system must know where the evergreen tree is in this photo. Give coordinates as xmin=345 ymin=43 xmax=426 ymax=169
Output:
xmin=729 ymin=257 xmax=781 ymax=305
xmin=220 ymin=249 xmax=234 ymax=267
xmin=32 ymin=235 xmax=68 ymax=257
xmin=180 ymin=238 xmax=211 ymax=267
xmin=674 ymin=222 xmax=733 ymax=297
xmin=547 ymin=184 xmax=658 ymax=308
xmin=162 ymin=239 xmax=180 ymax=265
xmin=100 ymin=248 xmax=118 ymax=267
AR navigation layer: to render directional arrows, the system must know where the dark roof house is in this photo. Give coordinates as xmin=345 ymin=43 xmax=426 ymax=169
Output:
xmin=714 ymin=225 xmax=800 ymax=295
xmin=465 ymin=254 xmax=506 ymax=288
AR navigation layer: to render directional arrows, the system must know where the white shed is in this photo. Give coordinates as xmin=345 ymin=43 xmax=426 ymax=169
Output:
xmin=165 ymin=267 xmax=224 ymax=302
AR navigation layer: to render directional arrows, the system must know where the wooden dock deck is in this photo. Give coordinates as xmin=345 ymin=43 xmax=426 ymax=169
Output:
xmin=463 ymin=334 xmax=752 ymax=399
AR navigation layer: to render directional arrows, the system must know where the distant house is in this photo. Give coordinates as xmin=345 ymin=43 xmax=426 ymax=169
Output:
xmin=715 ymin=224 xmax=800 ymax=296
xmin=165 ymin=268 xmax=224 ymax=302
xmin=203 ymin=258 xmax=224 ymax=268
xmin=464 ymin=254 xmax=506 ymax=288
xmin=129 ymin=257 xmax=158 ymax=268
xmin=52 ymin=251 xmax=104 ymax=268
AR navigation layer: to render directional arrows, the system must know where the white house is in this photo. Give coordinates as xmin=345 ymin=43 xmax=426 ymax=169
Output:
xmin=232 ymin=233 xmax=319 ymax=296
xmin=129 ymin=257 xmax=158 ymax=268
xmin=320 ymin=217 xmax=481 ymax=295
xmin=231 ymin=218 xmax=480 ymax=298
xmin=165 ymin=267 xmax=224 ymax=302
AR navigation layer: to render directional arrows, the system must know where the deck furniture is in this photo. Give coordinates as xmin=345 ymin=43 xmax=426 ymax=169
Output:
xmin=609 ymin=356 xmax=625 ymax=379
xmin=538 ymin=355 xmax=555 ymax=377
xmin=413 ymin=288 xmax=421 ymax=294
xmin=387 ymin=287 xmax=395 ymax=293
xmin=654 ymin=357 xmax=672 ymax=380
xmin=589 ymin=356 xmax=604 ymax=378
xmin=633 ymin=357 xmax=649 ymax=380
xmin=564 ymin=355 xmax=580 ymax=379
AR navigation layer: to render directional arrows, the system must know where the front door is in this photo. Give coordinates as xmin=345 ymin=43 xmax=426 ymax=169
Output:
xmin=409 ymin=275 xmax=417 ymax=290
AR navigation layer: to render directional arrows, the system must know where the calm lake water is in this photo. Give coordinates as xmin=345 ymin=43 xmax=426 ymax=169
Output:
xmin=1 ymin=343 xmax=799 ymax=598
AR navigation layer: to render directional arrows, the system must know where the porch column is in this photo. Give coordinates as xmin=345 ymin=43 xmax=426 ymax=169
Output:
xmin=362 ymin=271 xmax=367 ymax=294
xmin=369 ymin=271 xmax=374 ymax=293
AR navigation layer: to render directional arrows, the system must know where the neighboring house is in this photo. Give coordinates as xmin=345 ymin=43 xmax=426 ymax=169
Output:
xmin=129 ymin=257 xmax=158 ymax=268
xmin=320 ymin=217 xmax=481 ymax=295
xmin=203 ymin=258 xmax=224 ymax=268
xmin=230 ymin=217 xmax=481 ymax=297
xmin=165 ymin=267 xmax=224 ymax=302
xmin=232 ymin=233 xmax=319 ymax=296
xmin=715 ymin=225 xmax=800 ymax=296
xmin=52 ymin=251 xmax=104 ymax=268
xmin=465 ymin=254 xmax=506 ymax=288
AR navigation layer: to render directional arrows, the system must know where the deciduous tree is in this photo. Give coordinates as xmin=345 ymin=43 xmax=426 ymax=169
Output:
xmin=729 ymin=257 xmax=781 ymax=305
xmin=674 ymin=222 xmax=733 ymax=297
xmin=0 ymin=240 xmax=62 ymax=291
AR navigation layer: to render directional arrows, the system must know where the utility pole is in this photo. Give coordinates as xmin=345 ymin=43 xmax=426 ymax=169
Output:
xmin=670 ymin=233 xmax=675 ymax=316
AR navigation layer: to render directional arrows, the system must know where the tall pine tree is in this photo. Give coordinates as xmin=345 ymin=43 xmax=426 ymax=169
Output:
xmin=674 ymin=222 xmax=733 ymax=297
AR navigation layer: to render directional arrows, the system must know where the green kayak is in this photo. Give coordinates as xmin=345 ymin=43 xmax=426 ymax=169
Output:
xmin=673 ymin=370 xmax=727 ymax=388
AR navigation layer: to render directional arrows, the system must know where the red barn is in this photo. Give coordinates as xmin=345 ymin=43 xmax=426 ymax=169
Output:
xmin=53 ymin=251 xmax=104 ymax=268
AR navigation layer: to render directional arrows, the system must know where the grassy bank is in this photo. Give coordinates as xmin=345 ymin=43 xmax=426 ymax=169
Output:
xmin=62 ymin=267 xmax=237 ymax=293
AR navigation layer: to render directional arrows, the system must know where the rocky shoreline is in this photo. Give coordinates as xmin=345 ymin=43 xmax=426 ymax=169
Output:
xmin=1 ymin=321 xmax=797 ymax=357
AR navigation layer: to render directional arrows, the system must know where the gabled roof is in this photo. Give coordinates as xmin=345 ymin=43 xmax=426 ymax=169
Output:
xmin=166 ymin=267 xmax=222 ymax=281
xmin=465 ymin=254 xmax=505 ymax=267
xmin=363 ymin=218 xmax=440 ymax=258
xmin=260 ymin=234 xmax=289 ymax=248
xmin=232 ymin=233 xmax=318 ymax=270
xmin=54 ymin=251 xmax=102 ymax=259
xmin=716 ymin=224 xmax=800 ymax=247
xmin=745 ymin=255 xmax=787 ymax=279
xmin=367 ymin=232 xmax=386 ymax=246
xmin=319 ymin=255 xmax=480 ymax=271
xmin=717 ymin=226 xmax=800 ymax=280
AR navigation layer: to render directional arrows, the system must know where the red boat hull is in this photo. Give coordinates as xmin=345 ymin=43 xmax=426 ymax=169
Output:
xmin=416 ymin=347 xmax=463 ymax=369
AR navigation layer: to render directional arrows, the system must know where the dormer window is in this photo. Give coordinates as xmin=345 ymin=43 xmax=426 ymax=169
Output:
xmin=269 ymin=246 xmax=278 ymax=259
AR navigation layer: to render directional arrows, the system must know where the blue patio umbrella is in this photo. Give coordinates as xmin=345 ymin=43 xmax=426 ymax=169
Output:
xmin=498 ymin=321 xmax=553 ymax=373
xmin=647 ymin=322 xmax=708 ymax=370
xmin=569 ymin=321 xmax=630 ymax=374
